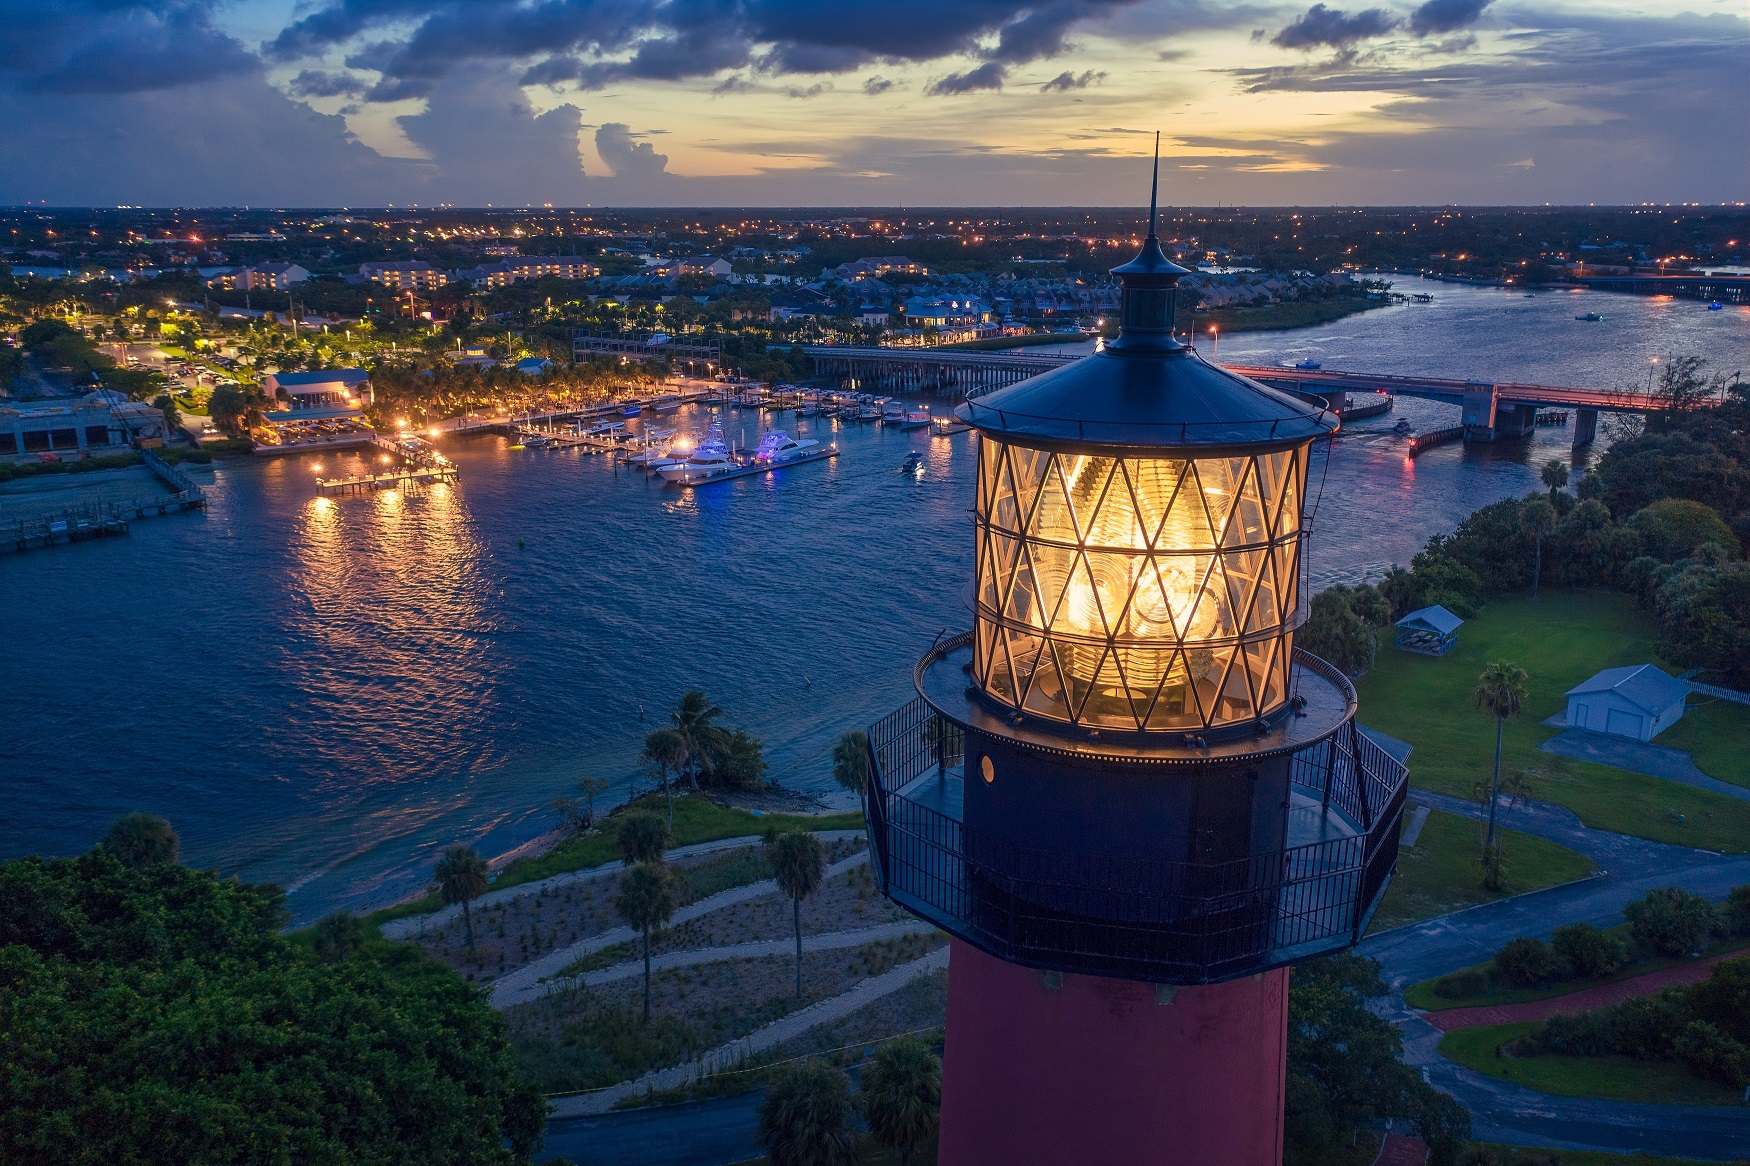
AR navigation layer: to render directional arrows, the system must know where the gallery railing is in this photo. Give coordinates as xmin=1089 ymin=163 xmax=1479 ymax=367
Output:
xmin=864 ymin=652 xmax=1406 ymax=982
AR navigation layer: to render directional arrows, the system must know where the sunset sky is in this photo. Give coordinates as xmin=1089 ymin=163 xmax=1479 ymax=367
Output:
xmin=3 ymin=0 xmax=1745 ymax=206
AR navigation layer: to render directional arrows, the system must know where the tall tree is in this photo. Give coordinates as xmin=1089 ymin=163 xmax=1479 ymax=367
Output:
xmin=100 ymin=812 xmax=179 ymax=867
xmin=616 ymin=810 xmax=670 ymax=866
xmin=311 ymin=910 xmax=369 ymax=964
xmin=436 ymin=845 xmax=490 ymax=955
xmin=1474 ymin=660 xmax=1529 ymax=850
xmin=860 ymin=1037 xmax=942 ymax=1166
xmin=641 ymin=727 xmax=687 ymax=828
xmin=670 ymin=690 xmax=728 ymax=789
xmin=767 ymin=830 xmax=826 ymax=999
xmin=756 ymin=1061 xmax=858 ymax=1166
xmin=615 ymin=861 xmax=677 ymax=1024
xmin=1540 ymin=458 xmax=1569 ymax=498
xmin=830 ymin=730 xmax=870 ymax=795
xmin=1520 ymin=497 xmax=1556 ymax=599
xmin=576 ymin=776 xmax=611 ymax=830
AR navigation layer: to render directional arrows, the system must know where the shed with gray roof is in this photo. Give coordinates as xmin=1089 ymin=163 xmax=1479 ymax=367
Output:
xmin=1565 ymin=663 xmax=1689 ymax=742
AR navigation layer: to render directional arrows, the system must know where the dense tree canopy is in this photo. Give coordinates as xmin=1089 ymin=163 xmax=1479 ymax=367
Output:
xmin=0 ymin=847 xmax=544 ymax=1165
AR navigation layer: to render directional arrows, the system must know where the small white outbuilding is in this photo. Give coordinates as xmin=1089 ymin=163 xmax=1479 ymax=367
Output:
xmin=1564 ymin=664 xmax=1689 ymax=742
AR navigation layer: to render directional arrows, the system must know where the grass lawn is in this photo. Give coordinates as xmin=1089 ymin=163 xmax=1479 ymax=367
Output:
xmin=1438 ymin=1021 xmax=1742 ymax=1107
xmin=1354 ymin=590 xmax=1750 ymax=854
xmin=1370 ymin=808 xmax=1596 ymax=932
xmin=1405 ymin=930 xmax=1750 ymax=1011
xmin=367 ymin=793 xmax=864 ymax=928
xmin=1657 ymin=698 xmax=1750 ymax=789
xmin=1473 ymin=1146 xmax=1727 ymax=1166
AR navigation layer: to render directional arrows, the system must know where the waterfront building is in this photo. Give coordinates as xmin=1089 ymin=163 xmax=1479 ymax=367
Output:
xmin=1565 ymin=664 xmax=1690 ymax=742
xmin=264 ymin=370 xmax=371 ymax=410
xmin=0 ymin=390 xmax=164 ymax=456
xmin=861 ymin=173 xmax=1406 ymax=1164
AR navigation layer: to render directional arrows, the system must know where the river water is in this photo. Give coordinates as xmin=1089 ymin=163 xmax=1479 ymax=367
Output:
xmin=4 ymin=277 xmax=1745 ymax=922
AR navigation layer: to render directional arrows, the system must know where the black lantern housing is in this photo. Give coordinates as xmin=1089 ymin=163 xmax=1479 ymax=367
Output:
xmin=863 ymin=189 xmax=1407 ymax=985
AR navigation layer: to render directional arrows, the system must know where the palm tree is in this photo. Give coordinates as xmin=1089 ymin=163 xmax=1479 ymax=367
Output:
xmin=311 ymin=910 xmax=369 ymax=964
xmin=435 ymin=845 xmax=490 ymax=955
xmin=642 ymin=727 xmax=687 ymax=828
xmin=615 ymin=861 xmax=677 ymax=1024
xmin=101 ymin=812 xmax=179 ymax=867
xmin=1520 ymin=497 xmax=1556 ymax=599
xmin=756 ymin=1061 xmax=858 ymax=1166
xmin=670 ymin=690 xmax=728 ymax=790
xmin=767 ymin=830 xmax=825 ymax=999
xmin=617 ymin=810 xmax=670 ymax=865
xmin=861 ymin=1037 xmax=942 ymax=1166
xmin=1474 ymin=660 xmax=1529 ymax=849
xmin=830 ymin=730 xmax=870 ymax=795
xmin=1540 ymin=458 xmax=1569 ymax=498
xmin=576 ymin=776 xmax=611 ymax=830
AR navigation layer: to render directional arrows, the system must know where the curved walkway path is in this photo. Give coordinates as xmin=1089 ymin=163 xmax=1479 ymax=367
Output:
xmin=491 ymin=850 xmax=872 ymax=1009
xmin=382 ymin=830 xmax=866 ymax=941
xmin=1360 ymin=790 xmax=1750 ymax=1158
xmin=563 ymin=919 xmax=938 ymax=992
xmin=549 ymin=945 xmax=951 ymax=1118
xmin=1423 ymin=949 xmax=1747 ymax=1032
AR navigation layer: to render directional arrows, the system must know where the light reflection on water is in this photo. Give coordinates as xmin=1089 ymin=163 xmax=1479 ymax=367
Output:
xmin=3 ymin=279 xmax=1747 ymax=923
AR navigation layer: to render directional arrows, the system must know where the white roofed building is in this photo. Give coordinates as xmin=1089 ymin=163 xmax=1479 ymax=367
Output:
xmin=1564 ymin=664 xmax=1689 ymax=742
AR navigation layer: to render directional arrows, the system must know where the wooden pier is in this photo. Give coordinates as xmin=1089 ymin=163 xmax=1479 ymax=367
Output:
xmin=317 ymin=433 xmax=458 ymax=496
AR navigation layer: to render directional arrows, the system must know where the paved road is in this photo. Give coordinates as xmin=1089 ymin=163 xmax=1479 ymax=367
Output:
xmin=541 ymin=1092 xmax=763 ymax=1166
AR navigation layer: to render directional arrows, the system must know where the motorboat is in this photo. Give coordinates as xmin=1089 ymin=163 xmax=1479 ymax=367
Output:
xmin=750 ymin=430 xmax=821 ymax=467
xmin=1709 ymin=302 xmax=1724 ymax=311
xmin=1575 ymin=313 xmax=1604 ymax=322
xmin=881 ymin=400 xmax=906 ymax=424
xmin=657 ymin=425 xmax=738 ymax=483
xmin=585 ymin=420 xmax=627 ymax=437
xmin=1392 ymin=419 xmax=1413 ymax=436
xmin=520 ymin=432 xmax=552 ymax=449
xmin=902 ymin=407 xmax=931 ymax=429
xmin=622 ymin=404 xmax=643 ymax=416
xmin=858 ymin=403 xmax=881 ymax=421
xmin=651 ymin=400 xmax=682 ymax=414
xmin=1293 ymin=358 xmax=1322 ymax=370
xmin=900 ymin=450 xmax=924 ymax=474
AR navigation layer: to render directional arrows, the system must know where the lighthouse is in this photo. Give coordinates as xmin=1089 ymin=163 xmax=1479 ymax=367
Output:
xmin=861 ymin=151 xmax=1408 ymax=1166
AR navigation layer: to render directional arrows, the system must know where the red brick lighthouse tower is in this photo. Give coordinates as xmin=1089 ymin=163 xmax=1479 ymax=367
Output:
xmin=861 ymin=148 xmax=1409 ymax=1165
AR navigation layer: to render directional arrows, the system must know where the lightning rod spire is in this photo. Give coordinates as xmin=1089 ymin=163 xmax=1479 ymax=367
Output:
xmin=1148 ymin=130 xmax=1160 ymax=238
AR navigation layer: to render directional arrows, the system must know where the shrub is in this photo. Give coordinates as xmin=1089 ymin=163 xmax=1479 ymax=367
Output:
xmin=1431 ymin=968 xmax=1492 ymax=1001
xmin=1725 ymin=885 xmax=1750 ymax=938
xmin=1550 ymin=922 xmax=1627 ymax=980
xmin=1625 ymin=886 xmax=1721 ymax=957
xmin=1494 ymin=937 xmax=1555 ymax=986
xmin=1539 ymin=1010 xmax=1617 ymax=1057
xmin=1611 ymin=988 xmax=1692 ymax=1060
xmin=1688 ymin=956 xmax=1750 ymax=1045
xmin=1674 ymin=1020 xmax=1750 ymax=1087
xmin=1629 ymin=498 xmax=1742 ymax=561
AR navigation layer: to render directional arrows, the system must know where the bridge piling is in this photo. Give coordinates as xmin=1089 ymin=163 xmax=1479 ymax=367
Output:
xmin=1461 ymin=381 xmax=1499 ymax=442
xmin=1573 ymin=407 xmax=1598 ymax=448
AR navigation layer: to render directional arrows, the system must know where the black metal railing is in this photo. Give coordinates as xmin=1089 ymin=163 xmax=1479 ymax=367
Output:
xmin=864 ymin=679 xmax=1407 ymax=982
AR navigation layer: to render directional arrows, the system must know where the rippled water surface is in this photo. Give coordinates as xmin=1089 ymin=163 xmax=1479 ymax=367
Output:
xmin=5 ymin=278 xmax=1746 ymax=921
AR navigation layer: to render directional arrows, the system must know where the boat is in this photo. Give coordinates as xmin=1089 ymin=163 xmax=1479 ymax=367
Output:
xmin=1392 ymin=419 xmax=1413 ymax=436
xmin=651 ymin=400 xmax=682 ymax=414
xmin=881 ymin=400 xmax=906 ymax=424
xmin=585 ymin=420 xmax=627 ymax=437
xmin=1709 ymin=301 xmax=1724 ymax=311
xmin=1575 ymin=313 xmax=1604 ymax=322
xmin=902 ymin=407 xmax=931 ymax=429
xmin=622 ymin=404 xmax=643 ymax=416
xmin=520 ymin=432 xmax=551 ymax=449
xmin=798 ymin=405 xmax=820 ymax=417
xmin=657 ymin=425 xmax=738 ymax=483
xmin=900 ymin=451 xmax=924 ymax=474
xmin=1293 ymin=358 xmax=1322 ymax=371
xmin=750 ymin=430 xmax=822 ymax=467
xmin=858 ymin=403 xmax=881 ymax=421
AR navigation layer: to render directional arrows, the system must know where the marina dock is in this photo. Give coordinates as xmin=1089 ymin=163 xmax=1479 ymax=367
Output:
xmin=316 ymin=434 xmax=458 ymax=496
xmin=3 ymin=447 xmax=207 ymax=554
xmin=663 ymin=445 xmax=838 ymax=487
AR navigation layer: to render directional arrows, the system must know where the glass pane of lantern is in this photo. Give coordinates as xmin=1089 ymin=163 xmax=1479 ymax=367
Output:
xmin=1228 ymin=459 xmax=1269 ymax=547
xmin=1124 ymin=457 xmax=1187 ymax=547
xmin=1026 ymin=454 xmax=1077 ymax=544
xmin=986 ymin=445 xmax=1021 ymax=533
xmin=1080 ymin=647 xmax=1140 ymax=729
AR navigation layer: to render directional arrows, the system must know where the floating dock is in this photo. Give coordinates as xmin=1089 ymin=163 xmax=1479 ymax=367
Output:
xmin=663 ymin=446 xmax=838 ymax=488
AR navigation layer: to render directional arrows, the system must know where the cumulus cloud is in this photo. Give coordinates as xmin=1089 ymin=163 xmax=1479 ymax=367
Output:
xmin=5 ymin=1 xmax=258 ymax=95
xmin=288 ymin=70 xmax=368 ymax=99
xmin=1270 ymin=4 xmax=1399 ymax=50
xmin=1040 ymin=69 xmax=1106 ymax=91
xmin=594 ymin=122 xmax=669 ymax=179
xmin=925 ymin=61 xmax=1010 ymax=95
xmin=862 ymin=75 xmax=894 ymax=95
xmin=1408 ymin=0 xmax=1491 ymax=37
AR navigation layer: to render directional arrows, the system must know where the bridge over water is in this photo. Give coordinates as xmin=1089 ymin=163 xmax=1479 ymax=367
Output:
xmin=801 ymin=345 xmax=1671 ymax=447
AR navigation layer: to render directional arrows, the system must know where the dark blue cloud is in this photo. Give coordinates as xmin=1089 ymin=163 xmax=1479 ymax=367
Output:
xmin=3 ymin=1 xmax=257 ymax=94
xmin=924 ymin=61 xmax=1009 ymax=95
xmin=1270 ymin=4 xmax=1399 ymax=50
xmin=1407 ymin=0 xmax=1490 ymax=37
xmin=1040 ymin=68 xmax=1105 ymax=91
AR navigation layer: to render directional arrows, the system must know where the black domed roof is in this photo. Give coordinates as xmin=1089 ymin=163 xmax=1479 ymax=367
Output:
xmin=955 ymin=173 xmax=1337 ymax=456
xmin=956 ymin=346 xmax=1339 ymax=455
